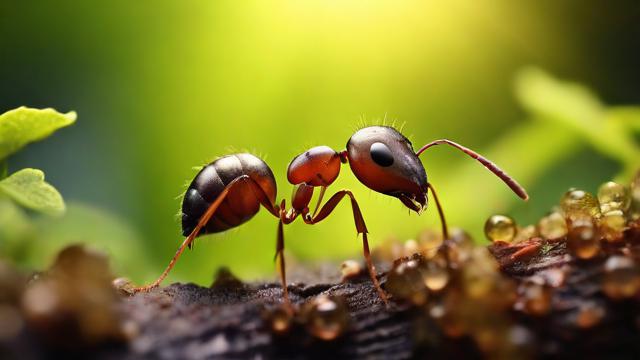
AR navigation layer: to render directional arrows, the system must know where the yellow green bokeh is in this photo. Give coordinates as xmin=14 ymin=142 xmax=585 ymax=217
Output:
xmin=1 ymin=1 xmax=638 ymax=285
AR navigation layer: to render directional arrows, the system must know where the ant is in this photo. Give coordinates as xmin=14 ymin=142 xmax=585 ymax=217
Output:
xmin=132 ymin=126 xmax=528 ymax=308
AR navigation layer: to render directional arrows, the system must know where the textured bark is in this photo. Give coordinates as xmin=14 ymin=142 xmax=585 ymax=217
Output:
xmin=6 ymin=222 xmax=640 ymax=359
xmin=116 ymin=271 xmax=414 ymax=360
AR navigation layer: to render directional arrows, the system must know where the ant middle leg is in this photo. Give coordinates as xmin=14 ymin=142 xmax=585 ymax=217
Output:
xmin=274 ymin=219 xmax=293 ymax=309
xmin=304 ymin=190 xmax=389 ymax=306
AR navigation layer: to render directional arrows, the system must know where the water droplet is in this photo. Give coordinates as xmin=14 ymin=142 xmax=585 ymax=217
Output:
xmin=598 ymin=181 xmax=631 ymax=213
xmin=266 ymin=305 xmax=293 ymax=335
xmin=560 ymin=189 xmax=600 ymax=220
xmin=567 ymin=218 xmax=600 ymax=260
xmin=575 ymin=302 xmax=605 ymax=329
xmin=599 ymin=210 xmax=626 ymax=243
xmin=521 ymin=283 xmax=552 ymax=316
xmin=602 ymin=256 xmax=640 ymax=300
xmin=513 ymin=225 xmax=538 ymax=243
xmin=304 ymin=295 xmax=348 ymax=341
xmin=404 ymin=239 xmax=420 ymax=257
xmin=386 ymin=259 xmax=427 ymax=304
xmin=445 ymin=228 xmax=474 ymax=266
xmin=417 ymin=229 xmax=443 ymax=258
xmin=484 ymin=215 xmax=517 ymax=243
xmin=538 ymin=212 xmax=568 ymax=240
xmin=419 ymin=260 xmax=450 ymax=292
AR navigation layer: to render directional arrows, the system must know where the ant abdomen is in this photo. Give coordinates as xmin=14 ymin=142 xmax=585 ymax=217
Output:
xmin=181 ymin=153 xmax=277 ymax=236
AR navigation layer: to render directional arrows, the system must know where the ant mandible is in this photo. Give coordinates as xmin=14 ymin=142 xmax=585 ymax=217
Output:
xmin=132 ymin=126 xmax=528 ymax=308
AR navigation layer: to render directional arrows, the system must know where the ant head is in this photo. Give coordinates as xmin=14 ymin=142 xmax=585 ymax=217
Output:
xmin=287 ymin=145 xmax=342 ymax=187
xmin=346 ymin=126 xmax=428 ymax=213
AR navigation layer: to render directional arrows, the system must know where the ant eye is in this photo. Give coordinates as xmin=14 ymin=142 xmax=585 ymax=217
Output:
xmin=370 ymin=142 xmax=394 ymax=167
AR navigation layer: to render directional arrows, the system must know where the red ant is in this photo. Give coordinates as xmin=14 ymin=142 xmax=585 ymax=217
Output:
xmin=132 ymin=126 xmax=528 ymax=308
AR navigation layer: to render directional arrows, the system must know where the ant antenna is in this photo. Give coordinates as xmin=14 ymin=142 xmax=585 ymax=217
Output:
xmin=416 ymin=139 xmax=529 ymax=200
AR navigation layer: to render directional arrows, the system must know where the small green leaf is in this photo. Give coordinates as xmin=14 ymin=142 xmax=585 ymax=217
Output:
xmin=0 ymin=168 xmax=65 ymax=216
xmin=0 ymin=107 xmax=77 ymax=160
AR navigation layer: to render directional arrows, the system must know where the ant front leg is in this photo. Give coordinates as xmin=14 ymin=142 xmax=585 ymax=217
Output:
xmin=304 ymin=190 xmax=389 ymax=306
xmin=427 ymin=183 xmax=449 ymax=241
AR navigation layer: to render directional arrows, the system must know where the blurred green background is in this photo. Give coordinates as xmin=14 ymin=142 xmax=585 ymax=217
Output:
xmin=1 ymin=1 xmax=639 ymax=285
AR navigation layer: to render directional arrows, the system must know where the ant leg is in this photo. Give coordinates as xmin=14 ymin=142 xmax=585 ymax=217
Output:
xmin=274 ymin=219 xmax=292 ymax=309
xmin=427 ymin=183 xmax=449 ymax=240
xmin=416 ymin=139 xmax=529 ymax=201
xmin=305 ymin=190 xmax=389 ymax=306
xmin=243 ymin=179 xmax=298 ymax=308
xmin=132 ymin=175 xmax=260 ymax=293
xmin=311 ymin=185 xmax=327 ymax=217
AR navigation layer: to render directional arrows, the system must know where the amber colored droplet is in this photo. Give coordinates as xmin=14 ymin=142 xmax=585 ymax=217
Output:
xmin=404 ymin=239 xmax=420 ymax=257
xmin=305 ymin=295 xmax=348 ymax=341
xmin=372 ymin=238 xmax=404 ymax=263
xmin=463 ymin=248 xmax=504 ymax=300
xmin=567 ymin=218 xmax=600 ymax=260
xmin=575 ymin=302 xmax=605 ymax=329
xmin=538 ymin=212 xmax=568 ymax=240
xmin=598 ymin=181 xmax=631 ymax=214
xmin=386 ymin=259 xmax=427 ymax=304
xmin=340 ymin=260 xmax=362 ymax=281
xmin=513 ymin=225 xmax=538 ymax=243
xmin=522 ymin=283 xmax=552 ymax=316
xmin=484 ymin=215 xmax=517 ymax=243
xmin=560 ymin=189 xmax=601 ymax=220
xmin=267 ymin=305 xmax=293 ymax=334
xmin=419 ymin=260 xmax=450 ymax=292
xmin=417 ymin=229 xmax=443 ymax=258
xmin=445 ymin=228 xmax=474 ymax=266
xmin=599 ymin=210 xmax=626 ymax=243
xmin=461 ymin=248 xmax=504 ymax=303
xmin=602 ymin=256 xmax=640 ymax=300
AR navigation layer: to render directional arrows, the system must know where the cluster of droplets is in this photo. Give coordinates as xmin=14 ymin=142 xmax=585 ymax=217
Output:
xmin=483 ymin=172 xmax=640 ymax=304
xmin=375 ymin=171 xmax=640 ymax=356
xmin=484 ymin=173 xmax=640 ymax=260
xmin=265 ymin=295 xmax=349 ymax=341
xmin=382 ymin=229 xmax=535 ymax=358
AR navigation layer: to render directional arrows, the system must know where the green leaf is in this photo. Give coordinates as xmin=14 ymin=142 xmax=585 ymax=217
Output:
xmin=515 ymin=67 xmax=604 ymax=125
xmin=0 ymin=168 xmax=65 ymax=216
xmin=607 ymin=106 xmax=640 ymax=133
xmin=0 ymin=107 xmax=77 ymax=160
xmin=515 ymin=67 xmax=640 ymax=181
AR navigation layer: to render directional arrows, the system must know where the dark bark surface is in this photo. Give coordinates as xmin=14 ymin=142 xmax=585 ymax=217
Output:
xmin=117 ymin=274 xmax=413 ymax=360
xmin=4 ymin=221 xmax=640 ymax=360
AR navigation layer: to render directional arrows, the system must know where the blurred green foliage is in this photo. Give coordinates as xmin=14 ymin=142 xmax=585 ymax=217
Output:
xmin=0 ymin=2 xmax=638 ymax=286
xmin=0 ymin=107 xmax=150 ymax=277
